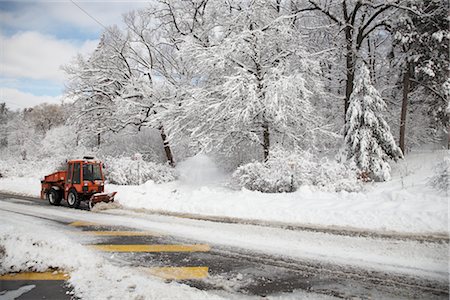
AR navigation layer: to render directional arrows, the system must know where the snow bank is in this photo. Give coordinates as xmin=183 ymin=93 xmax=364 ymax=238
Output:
xmin=0 ymin=218 xmax=223 ymax=300
xmin=110 ymin=150 xmax=449 ymax=234
xmin=0 ymin=177 xmax=40 ymax=197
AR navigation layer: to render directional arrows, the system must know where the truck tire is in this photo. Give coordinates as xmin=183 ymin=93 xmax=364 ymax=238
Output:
xmin=47 ymin=187 xmax=62 ymax=206
xmin=67 ymin=189 xmax=81 ymax=209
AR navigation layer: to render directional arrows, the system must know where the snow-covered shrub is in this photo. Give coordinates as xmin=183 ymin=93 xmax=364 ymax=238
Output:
xmin=232 ymin=148 xmax=302 ymax=193
xmin=233 ymin=160 xmax=291 ymax=193
xmin=232 ymin=148 xmax=360 ymax=193
xmin=428 ymin=156 xmax=450 ymax=193
xmin=103 ymin=155 xmax=177 ymax=185
xmin=312 ymin=158 xmax=361 ymax=192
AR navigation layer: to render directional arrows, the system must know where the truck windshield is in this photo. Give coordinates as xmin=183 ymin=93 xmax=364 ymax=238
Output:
xmin=83 ymin=164 xmax=102 ymax=181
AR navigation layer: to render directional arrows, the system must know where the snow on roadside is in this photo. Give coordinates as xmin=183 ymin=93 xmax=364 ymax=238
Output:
xmin=0 ymin=216 xmax=223 ymax=300
xmin=0 ymin=177 xmax=40 ymax=197
xmin=0 ymin=150 xmax=448 ymax=235
xmin=107 ymin=150 xmax=448 ymax=234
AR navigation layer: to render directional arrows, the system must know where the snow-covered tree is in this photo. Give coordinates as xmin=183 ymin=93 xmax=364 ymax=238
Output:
xmin=64 ymin=27 xmax=133 ymax=146
xmin=0 ymin=103 xmax=9 ymax=148
xmin=342 ymin=62 xmax=403 ymax=181
xmin=6 ymin=110 xmax=39 ymax=161
xmin=169 ymin=0 xmax=325 ymax=160
xmin=26 ymin=103 xmax=65 ymax=136
xmin=296 ymin=0 xmax=403 ymax=121
xmin=65 ymin=25 xmax=176 ymax=166
xmin=393 ymin=0 xmax=449 ymax=150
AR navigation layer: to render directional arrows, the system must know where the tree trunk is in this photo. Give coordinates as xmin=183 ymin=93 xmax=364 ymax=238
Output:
xmin=159 ymin=125 xmax=175 ymax=167
xmin=262 ymin=119 xmax=270 ymax=162
xmin=97 ymin=133 xmax=101 ymax=147
xmin=344 ymin=30 xmax=354 ymax=121
xmin=399 ymin=62 xmax=410 ymax=155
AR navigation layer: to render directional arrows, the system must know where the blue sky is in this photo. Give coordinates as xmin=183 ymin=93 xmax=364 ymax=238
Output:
xmin=0 ymin=0 xmax=149 ymax=109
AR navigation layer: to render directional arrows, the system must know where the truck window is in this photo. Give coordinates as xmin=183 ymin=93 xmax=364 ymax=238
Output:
xmin=73 ymin=163 xmax=81 ymax=184
xmin=83 ymin=164 xmax=102 ymax=181
xmin=67 ymin=163 xmax=73 ymax=183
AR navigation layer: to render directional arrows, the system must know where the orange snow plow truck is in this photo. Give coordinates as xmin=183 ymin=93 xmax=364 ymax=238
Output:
xmin=40 ymin=157 xmax=116 ymax=209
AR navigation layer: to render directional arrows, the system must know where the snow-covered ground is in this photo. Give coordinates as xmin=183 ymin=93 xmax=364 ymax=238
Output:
xmin=0 ymin=211 xmax=226 ymax=300
xmin=0 ymin=150 xmax=448 ymax=235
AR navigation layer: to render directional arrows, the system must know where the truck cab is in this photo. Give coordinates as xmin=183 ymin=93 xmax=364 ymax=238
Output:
xmin=64 ymin=159 xmax=105 ymax=206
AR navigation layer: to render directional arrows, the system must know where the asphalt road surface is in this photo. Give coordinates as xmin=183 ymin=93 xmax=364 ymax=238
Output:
xmin=0 ymin=193 xmax=448 ymax=299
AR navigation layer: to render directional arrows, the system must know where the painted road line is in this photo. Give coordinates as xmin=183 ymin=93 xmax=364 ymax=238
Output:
xmin=0 ymin=272 xmax=69 ymax=281
xmin=90 ymin=244 xmax=211 ymax=252
xmin=69 ymin=221 xmax=103 ymax=227
xmin=79 ymin=231 xmax=161 ymax=236
xmin=145 ymin=267 xmax=209 ymax=280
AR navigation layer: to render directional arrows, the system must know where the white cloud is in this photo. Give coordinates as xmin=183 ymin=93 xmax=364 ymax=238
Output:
xmin=0 ymin=1 xmax=150 ymax=34
xmin=47 ymin=1 xmax=151 ymax=31
xmin=0 ymin=87 xmax=62 ymax=109
xmin=0 ymin=31 xmax=98 ymax=82
xmin=0 ymin=1 xmax=150 ymax=108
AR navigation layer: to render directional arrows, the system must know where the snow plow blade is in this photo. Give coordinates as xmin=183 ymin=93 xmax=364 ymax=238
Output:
xmin=90 ymin=192 xmax=117 ymax=206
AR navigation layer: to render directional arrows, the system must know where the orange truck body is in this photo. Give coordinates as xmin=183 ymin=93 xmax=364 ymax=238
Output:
xmin=40 ymin=158 xmax=116 ymax=208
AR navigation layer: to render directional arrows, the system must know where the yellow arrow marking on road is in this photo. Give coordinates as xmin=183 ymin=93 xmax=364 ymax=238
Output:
xmin=146 ymin=266 xmax=209 ymax=280
xmin=90 ymin=244 xmax=210 ymax=252
xmin=80 ymin=231 xmax=161 ymax=236
xmin=0 ymin=272 xmax=69 ymax=281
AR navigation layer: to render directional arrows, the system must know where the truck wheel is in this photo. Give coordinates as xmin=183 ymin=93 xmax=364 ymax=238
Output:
xmin=67 ymin=190 xmax=81 ymax=209
xmin=47 ymin=188 xmax=62 ymax=206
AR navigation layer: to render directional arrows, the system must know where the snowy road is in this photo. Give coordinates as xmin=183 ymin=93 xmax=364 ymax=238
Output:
xmin=0 ymin=194 xmax=448 ymax=299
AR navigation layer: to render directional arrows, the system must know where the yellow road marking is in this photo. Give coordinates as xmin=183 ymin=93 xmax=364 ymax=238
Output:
xmin=80 ymin=231 xmax=160 ymax=236
xmin=69 ymin=221 xmax=103 ymax=227
xmin=146 ymin=267 xmax=209 ymax=280
xmin=90 ymin=244 xmax=210 ymax=252
xmin=0 ymin=272 xmax=69 ymax=281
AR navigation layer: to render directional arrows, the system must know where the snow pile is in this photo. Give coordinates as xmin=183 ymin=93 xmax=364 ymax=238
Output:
xmin=90 ymin=201 xmax=123 ymax=212
xmin=232 ymin=149 xmax=360 ymax=193
xmin=0 ymin=219 xmax=223 ymax=300
xmin=0 ymin=224 xmax=85 ymax=274
xmin=177 ymin=154 xmax=227 ymax=186
xmin=103 ymin=155 xmax=177 ymax=185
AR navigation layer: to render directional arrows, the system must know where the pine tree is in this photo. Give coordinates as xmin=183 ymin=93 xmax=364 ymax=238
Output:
xmin=343 ymin=62 xmax=403 ymax=181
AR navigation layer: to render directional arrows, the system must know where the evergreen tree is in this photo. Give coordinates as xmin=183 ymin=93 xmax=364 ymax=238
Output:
xmin=343 ymin=62 xmax=403 ymax=181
